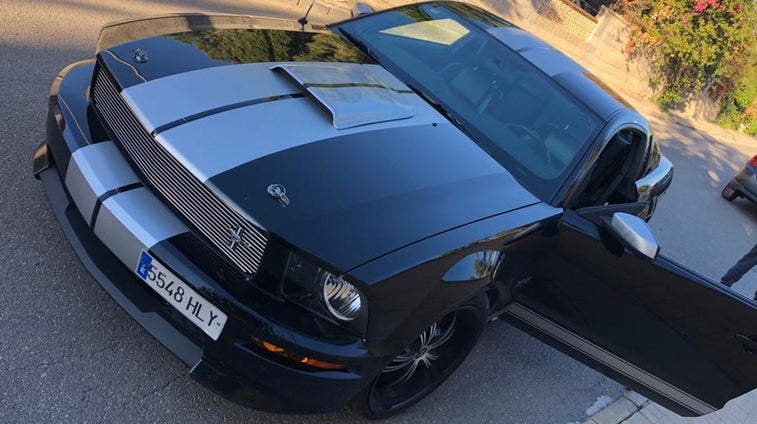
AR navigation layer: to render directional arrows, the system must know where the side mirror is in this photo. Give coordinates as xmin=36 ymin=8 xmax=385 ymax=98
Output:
xmin=635 ymin=156 xmax=673 ymax=203
xmin=351 ymin=2 xmax=375 ymax=17
xmin=602 ymin=212 xmax=660 ymax=260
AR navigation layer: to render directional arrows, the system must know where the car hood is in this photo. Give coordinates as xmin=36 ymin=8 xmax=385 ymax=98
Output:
xmin=104 ymin=29 xmax=539 ymax=271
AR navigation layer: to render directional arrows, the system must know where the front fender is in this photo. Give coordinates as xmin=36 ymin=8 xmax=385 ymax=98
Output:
xmin=347 ymin=202 xmax=560 ymax=354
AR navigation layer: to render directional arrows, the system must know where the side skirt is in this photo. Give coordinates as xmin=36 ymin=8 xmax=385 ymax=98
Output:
xmin=502 ymin=302 xmax=716 ymax=417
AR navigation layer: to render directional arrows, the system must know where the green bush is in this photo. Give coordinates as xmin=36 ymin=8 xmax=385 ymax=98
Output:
xmin=715 ymin=51 xmax=757 ymax=135
xmin=620 ymin=0 xmax=757 ymax=117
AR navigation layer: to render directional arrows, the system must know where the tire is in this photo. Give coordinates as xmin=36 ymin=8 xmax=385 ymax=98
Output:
xmin=350 ymin=294 xmax=488 ymax=419
xmin=722 ymin=184 xmax=738 ymax=201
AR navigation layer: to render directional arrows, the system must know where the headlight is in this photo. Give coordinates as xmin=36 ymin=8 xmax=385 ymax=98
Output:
xmin=282 ymin=253 xmax=368 ymax=335
xmin=322 ymin=274 xmax=361 ymax=321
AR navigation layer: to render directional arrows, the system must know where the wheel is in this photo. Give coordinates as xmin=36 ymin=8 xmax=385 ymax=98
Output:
xmin=350 ymin=294 xmax=487 ymax=419
xmin=722 ymin=184 xmax=738 ymax=201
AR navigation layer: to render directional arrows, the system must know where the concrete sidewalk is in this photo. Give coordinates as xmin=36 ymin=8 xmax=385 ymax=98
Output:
xmin=584 ymin=389 xmax=757 ymax=424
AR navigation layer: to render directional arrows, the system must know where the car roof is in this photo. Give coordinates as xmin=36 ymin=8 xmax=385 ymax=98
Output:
xmin=486 ymin=25 xmax=633 ymax=122
xmin=338 ymin=1 xmax=641 ymax=124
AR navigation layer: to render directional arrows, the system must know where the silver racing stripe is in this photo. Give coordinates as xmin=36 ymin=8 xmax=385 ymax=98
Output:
xmin=64 ymin=141 xmax=188 ymax=274
xmin=93 ymin=68 xmax=266 ymax=275
xmin=65 ymin=141 xmax=140 ymax=226
xmin=121 ymin=63 xmax=313 ymax=133
xmin=94 ymin=188 xmax=188 ymax=269
xmin=270 ymin=63 xmax=415 ymax=129
xmin=154 ymin=93 xmax=445 ymax=182
xmin=120 ymin=62 xmax=446 ymax=183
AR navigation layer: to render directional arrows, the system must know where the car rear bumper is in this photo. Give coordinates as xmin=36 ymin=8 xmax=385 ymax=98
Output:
xmin=33 ymin=61 xmax=380 ymax=414
xmin=730 ymin=163 xmax=757 ymax=203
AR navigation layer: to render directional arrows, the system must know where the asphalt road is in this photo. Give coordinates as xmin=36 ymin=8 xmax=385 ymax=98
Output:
xmin=1 ymin=1 xmax=755 ymax=424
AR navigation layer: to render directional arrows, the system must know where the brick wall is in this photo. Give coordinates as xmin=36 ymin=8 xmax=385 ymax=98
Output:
xmin=537 ymin=0 xmax=597 ymax=40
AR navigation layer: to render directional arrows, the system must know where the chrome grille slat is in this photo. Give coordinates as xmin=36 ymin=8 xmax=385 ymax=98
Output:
xmin=91 ymin=66 xmax=267 ymax=274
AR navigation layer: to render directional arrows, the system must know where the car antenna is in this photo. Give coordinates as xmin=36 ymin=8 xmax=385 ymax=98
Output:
xmin=298 ymin=0 xmax=316 ymax=31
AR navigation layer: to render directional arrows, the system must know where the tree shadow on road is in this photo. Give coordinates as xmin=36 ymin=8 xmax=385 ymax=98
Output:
xmin=645 ymin=111 xmax=756 ymax=287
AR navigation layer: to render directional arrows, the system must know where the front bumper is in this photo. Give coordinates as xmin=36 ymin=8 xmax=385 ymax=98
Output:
xmin=729 ymin=163 xmax=757 ymax=204
xmin=34 ymin=60 xmax=381 ymax=414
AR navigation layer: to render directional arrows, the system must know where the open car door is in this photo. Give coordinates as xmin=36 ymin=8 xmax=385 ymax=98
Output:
xmin=503 ymin=207 xmax=757 ymax=416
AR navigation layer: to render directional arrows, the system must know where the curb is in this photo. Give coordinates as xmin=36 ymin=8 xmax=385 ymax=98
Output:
xmin=583 ymin=391 xmax=650 ymax=424
xmin=584 ymin=389 xmax=757 ymax=424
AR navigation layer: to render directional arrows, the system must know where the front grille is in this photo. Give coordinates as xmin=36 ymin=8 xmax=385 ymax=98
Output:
xmin=91 ymin=65 xmax=267 ymax=275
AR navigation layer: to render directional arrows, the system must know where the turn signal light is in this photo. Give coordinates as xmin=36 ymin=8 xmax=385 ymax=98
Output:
xmin=250 ymin=337 xmax=347 ymax=370
xmin=749 ymin=155 xmax=757 ymax=167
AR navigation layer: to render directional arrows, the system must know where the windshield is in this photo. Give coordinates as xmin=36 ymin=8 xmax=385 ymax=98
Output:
xmin=335 ymin=3 xmax=602 ymax=201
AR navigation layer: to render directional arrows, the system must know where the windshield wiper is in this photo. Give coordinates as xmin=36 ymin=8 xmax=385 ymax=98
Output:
xmin=405 ymin=83 xmax=473 ymax=137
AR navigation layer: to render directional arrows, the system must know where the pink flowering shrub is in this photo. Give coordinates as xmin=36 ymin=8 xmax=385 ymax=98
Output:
xmin=619 ymin=0 xmax=756 ymax=111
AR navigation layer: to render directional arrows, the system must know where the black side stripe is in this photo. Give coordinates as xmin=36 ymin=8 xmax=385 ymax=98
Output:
xmin=90 ymin=182 xmax=144 ymax=230
xmin=303 ymin=82 xmax=414 ymax=94
xmin=151 ymin=93 xmax=305 ymax=136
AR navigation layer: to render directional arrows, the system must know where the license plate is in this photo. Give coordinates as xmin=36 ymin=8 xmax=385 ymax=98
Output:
xmin=135 ymin=251 xmax=227 ymax=340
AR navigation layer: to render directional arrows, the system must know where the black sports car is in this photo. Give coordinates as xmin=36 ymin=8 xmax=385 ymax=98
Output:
xmin=33 ymin=1 xmax=757 ymax=419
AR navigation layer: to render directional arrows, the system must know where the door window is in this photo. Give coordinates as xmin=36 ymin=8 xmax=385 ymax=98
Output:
xmin=577 ymin=129 xmax=645 ymax=208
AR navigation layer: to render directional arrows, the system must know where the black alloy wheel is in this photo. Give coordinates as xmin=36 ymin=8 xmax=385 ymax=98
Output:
xmin=351 ymin=294 xmax=487 ymax=419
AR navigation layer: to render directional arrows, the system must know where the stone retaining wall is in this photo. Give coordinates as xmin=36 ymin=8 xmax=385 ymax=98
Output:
xmin=537 ymin=0 xmax=597 ymax=40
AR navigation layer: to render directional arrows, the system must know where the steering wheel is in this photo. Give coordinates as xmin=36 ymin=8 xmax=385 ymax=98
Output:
xmin=502 ymin=123 xmax=552 ymax=168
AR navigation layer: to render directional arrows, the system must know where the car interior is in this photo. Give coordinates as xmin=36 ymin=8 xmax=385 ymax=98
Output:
xmin=577 ymin=129 xmax=646 ymax=208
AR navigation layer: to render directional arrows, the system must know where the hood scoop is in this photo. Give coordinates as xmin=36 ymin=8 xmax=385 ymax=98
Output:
xmin=271 ymin=63 xmax=415 ymax=129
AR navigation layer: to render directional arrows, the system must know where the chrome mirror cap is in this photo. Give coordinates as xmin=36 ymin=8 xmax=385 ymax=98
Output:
xmin=636 ymin=156 xmax=673 ymax=202
xmin=608 ymin=212 xmax=660 ymax=260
